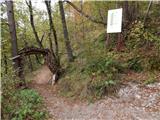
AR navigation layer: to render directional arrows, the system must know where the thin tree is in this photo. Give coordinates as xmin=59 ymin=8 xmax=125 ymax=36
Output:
xmin=45 ymin=0 xmax=60 ymax=65
xmin=23 ymin=40 xmax=33 ymax=71
xmin=59 ymin=1 xmax=74 ymax=62
xmin=6 ymin=1 xmax=26 ymax=86
xmin=26 ymin=0 xmax=43 ymax=48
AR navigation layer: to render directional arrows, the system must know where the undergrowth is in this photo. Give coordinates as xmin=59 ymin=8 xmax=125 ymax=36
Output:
xmin=1 ymin=72 xmax=47 ymax=120
xmin=58 ymin=26 xmax=160 ymax=101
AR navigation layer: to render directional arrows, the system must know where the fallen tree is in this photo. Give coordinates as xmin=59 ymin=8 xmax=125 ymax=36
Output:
xmin=13 ymin=46 xmax=61 ymax=86
xmin=18 ymin=46 xmax=59 ymax=74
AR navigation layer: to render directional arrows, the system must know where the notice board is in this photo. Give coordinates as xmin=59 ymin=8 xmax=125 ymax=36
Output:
xmin=107 ymin=8 xmax=122 ymax=33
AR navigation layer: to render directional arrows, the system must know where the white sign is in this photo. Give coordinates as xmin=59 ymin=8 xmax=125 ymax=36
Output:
xmin=107 ymin=8 xmax=122 ymax=33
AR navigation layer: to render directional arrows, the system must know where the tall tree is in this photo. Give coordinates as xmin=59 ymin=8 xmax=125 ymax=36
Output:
xmin=26 ymin=0 xmax=43 ymax=48
xmin=45 ymin=0 xmax=60 ymax=65
xmin=6 ymin=1 xmax=25 ymax=86
xmin=59 ymin=1 xmax=74 ymax=62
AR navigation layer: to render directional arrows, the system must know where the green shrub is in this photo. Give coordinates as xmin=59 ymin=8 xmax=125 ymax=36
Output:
xmin=2 ymin=73 xmax=47 ymax=120
xmin=127 ymin=20 xmax=160 ymax=50
xmin=85 ymin=56 xmax=123 ymax=75
xmin=11 ymin=89 xmax=46 ymax=120
xmin=148 ymin=55 xmax=160 ymax=71
xmin=86 ymin=78 xmax=117 ymax=99
xmin=127 ymin=57 xmax=143 ymax=72
xmin=83 ymin=56 xmax=122 ymax=99
xmin=144 ymin=73 xmax=157 ymax=85
xmin=92 ymin=32 xmax=106 ymax=49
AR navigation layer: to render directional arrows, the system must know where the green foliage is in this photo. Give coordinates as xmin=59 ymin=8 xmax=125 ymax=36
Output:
xmin=2 ymin=1 xmax=160 ymax=104
xmin=2 ymin=72 xmax=47 ymax=120
xmin=87 ymin=78 xmax=117 ymax=99
xmin=127 ymin=57 xmax=143 ymax=72
xmin=11 ymin=89 xmax=46 ymax=120
xmin=144 ymin=78 xmax=156 ymax=85
xmin=147 ymin=55 xmax=160 ymax=71
xmin=93 ymin=32 xmax=106 ymax=49
xmin=144 ymin=73 xmax=156 ymax=85
xmin=83 ymin=56 xmax=123 ymax=99
xmin=127 ymin=21 xmax=160 ymax=50
xmin=85 ymin=56 xmax=123 ymax=75
xmin=2 ymin=88 xmax=47 ymax=120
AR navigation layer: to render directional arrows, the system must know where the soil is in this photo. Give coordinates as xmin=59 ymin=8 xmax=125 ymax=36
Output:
xmin=31 ymin=65 xmax=160 ymax=120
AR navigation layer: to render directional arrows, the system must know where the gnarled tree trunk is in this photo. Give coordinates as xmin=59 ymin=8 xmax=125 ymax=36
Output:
xmin=18 ymin=47 xmax=60 ymax=79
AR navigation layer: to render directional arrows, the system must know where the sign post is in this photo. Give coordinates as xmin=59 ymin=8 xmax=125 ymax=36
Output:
xmin=107 ymin=8 xmax=122 ymax=33
xmin=106 ymin=8 xmax=123 ymax=51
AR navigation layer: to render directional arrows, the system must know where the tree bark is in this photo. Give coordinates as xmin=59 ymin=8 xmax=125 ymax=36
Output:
xmin=48 ymin=32 xmax=57 ymax=63
xmin=59 ymin=1 xmax=74 ymax=62
xmin=23 ymin=40 xmax=33 ymax=71
xmin=18 ymin=47 xmax=59 ymax=75
xmin=26 ymin=0 xmax=43 ymax=48
xmin=45 ymin=0 xmax=60 ymax=65
xmin=4 ymin=55 xmax=8 ymax=74
xmin=28 ymin=55 xmax=33 ymax=71
xmin=6 ymin=1 xmax=26 ymax=86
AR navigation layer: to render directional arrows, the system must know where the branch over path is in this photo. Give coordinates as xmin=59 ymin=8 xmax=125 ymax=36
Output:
xmin=66 ymin=1 xmax=106 ymax=25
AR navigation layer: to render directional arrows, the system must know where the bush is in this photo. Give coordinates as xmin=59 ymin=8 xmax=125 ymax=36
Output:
xmin=83 ymin=56 xmax=123 ymax=99
xmin=12 ymin=89 xmax=46 ymax=120
xmin=85 ymin=56 xmax=123 ymax=75
xmin=127 ymin=20 xmax=160 ymax=50
xmin=148 ymin=55 xmax=160 ymax=71
xmin=2 ymin=88 xmax=47 ymax=120
xmin=127 ymin=57 xmax=143 ymax=72
xmin=86 ymin=78 xmax=118 ymax=99
xmin=2 ymin=73 xmax=47 ymax=120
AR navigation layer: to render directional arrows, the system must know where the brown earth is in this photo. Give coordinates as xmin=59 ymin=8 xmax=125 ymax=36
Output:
xmin=32 ymin=65 xmax=53 ymax=84
xmin=31 ymin=65 xmax=160 ymax=120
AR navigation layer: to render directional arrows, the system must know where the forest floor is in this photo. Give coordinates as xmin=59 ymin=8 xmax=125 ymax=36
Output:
xmin=30 ymin=65 xmax=160 ymax=120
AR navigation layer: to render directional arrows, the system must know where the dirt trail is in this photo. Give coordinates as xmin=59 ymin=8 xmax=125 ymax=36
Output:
xmin=31 ymin=65 xmax=160 ymax=120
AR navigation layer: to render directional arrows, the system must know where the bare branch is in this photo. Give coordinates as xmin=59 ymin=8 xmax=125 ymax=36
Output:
xmin=66 ymin=1 xmax=106 ymax=25
xmin=40 ymin=32 xmax=45 ymax=44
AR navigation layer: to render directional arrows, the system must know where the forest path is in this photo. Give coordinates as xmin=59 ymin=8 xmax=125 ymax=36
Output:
xmin=31 ymin=65 xmax=160 ymax=120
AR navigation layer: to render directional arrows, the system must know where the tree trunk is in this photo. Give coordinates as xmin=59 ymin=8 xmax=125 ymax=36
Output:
xmin=48 ymin=32 xmax=57 ymax=64
xmin=26 ymin=0 xmax=43 ymax=48
xmin=28 ymin=55 xmax=33 ymax=71
xmin=4 ymin=54 xmax=8 ymax=74
xmin=80 ymin=0 xmax=85 ymax=41
xmin=2 ymin=42 xmax=8 ymax=74
xmin=45 ymin=0 xmax=60 ymax=65
xmin=6 ymin=1 xmax=26 ymax=86
xmin=23 ymin=40 xmax=33 ymax=72
xmin=18 ymin=47 xmax=59 ymax=76
xmin=59 ymin=1 xmax=74 ymax=62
